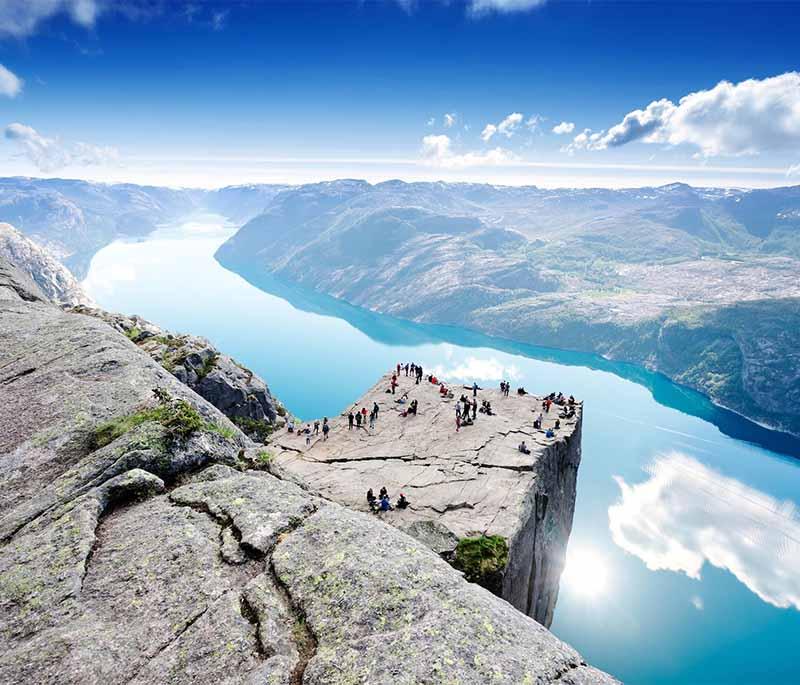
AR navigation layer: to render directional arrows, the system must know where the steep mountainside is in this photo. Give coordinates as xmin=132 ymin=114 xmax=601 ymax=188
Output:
xmin=0 ymin=222 xmax=91 ymax=306
xmin=0 ymin=254 xmax=616 ymax=684
xmin=217 ymin=180 xmax=800 ymax=436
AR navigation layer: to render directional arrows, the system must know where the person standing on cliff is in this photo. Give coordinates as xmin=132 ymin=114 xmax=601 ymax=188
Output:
xmin=373 ymin=401 xmax=379 ymax=420
xmin=391 ymin=374 xmax=398 ymax=394
xmin=322 ymin=417 xmax=330 ymax=440
xmin=472 ymin=381 xmax=478 ymax=397
xmin=348 ymin=412 xmax=354 ymax=430
xmin=472 ymin=398 xmax=477 ymax=420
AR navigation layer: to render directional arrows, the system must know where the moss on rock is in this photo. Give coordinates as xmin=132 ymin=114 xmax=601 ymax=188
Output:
xmin=452 ymin=535 xmax=509 ymax=595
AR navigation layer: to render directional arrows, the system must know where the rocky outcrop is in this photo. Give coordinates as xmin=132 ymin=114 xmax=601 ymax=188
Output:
xmin=0 ymin=255 xmax=618 ymax=683
xmin=268 ymin=372 xmax=582 ymax=627
xmin=70 ymin=305 xmax=288 ymax=442
xmin=0 ymin=222 xmax=91 ymax=306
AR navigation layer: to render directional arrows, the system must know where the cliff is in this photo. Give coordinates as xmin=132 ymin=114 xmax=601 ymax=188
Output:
xmin=68 ymin=305 xmax=288 ymax=442
xmin=0 ymin=256 xmax=617 ymax=684
xmin=268 ymin=372 xmax=582 ymax=627
xmin=0 ymin=222 xmax=91 ymax=306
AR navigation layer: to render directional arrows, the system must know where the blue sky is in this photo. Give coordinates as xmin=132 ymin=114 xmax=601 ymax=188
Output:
xmin=1 ymin=0 xmax=799 ymax=188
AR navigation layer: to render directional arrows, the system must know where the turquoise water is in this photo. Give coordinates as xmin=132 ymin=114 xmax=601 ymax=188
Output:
xmin=84 ymin=215 xmax=800 ymax=685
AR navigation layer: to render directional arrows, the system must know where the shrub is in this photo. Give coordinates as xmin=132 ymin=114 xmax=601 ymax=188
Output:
xmin=452 ymin=535 xmax=509 ymax=595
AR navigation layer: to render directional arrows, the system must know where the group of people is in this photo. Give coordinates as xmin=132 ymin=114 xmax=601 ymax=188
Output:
xmin=349 ymin=402 xmax=380 ymax=430
xmin=396 ymin=362 xmax=425 ymax=384
xmin=286 ymin=417 xmax=331 ymax=445
xmin=367 ymin=486 xmax=409 ymax=512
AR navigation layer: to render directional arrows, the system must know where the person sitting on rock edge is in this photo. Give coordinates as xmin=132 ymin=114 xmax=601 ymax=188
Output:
xmin=397 ymin=493 xmax=409 ymax=509
xmin=518 ymin=441 xmax=531 ymax=455
xmin=379 ymin=494 xmax=392 ymax=512
xmin=367 ymin=488 xmax=377 ymax=510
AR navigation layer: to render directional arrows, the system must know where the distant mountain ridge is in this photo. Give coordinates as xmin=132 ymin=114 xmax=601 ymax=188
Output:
xmin=216 ymin=179 xmax=800 ymax=437
xmin=0 ymin=177 xmax=288 ymax=278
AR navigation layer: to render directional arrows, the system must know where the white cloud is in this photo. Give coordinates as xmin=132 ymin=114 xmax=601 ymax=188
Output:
xmin=4 ymin=122 xmax=118 ymax=172
xmin=0 ymin=0 xmax=103 ymax=38
xmin=480 ymin=124 xmax=497 ymax=142
xmin=690 ymin=595 xmax=704 ymax=611
xmin=468 ymin=0 xmax=547 ymax=15
xmin=211 ymin=9 xmax=228 ymax=31
xmin=568 ymin=72 xmax=800 ymax=157
xmin=787 ymin=163 xmax=800 ymax=178
xmin=443 ymin=112 xmax=457 ymax=128
xmin=526 ymin=114 xmax=544 ymax=132
xmin=421 ymin=134 xmax=517 ymax=169
xmin=0 ymin=64 xmax=22 ymax=98
xmin=481 ymin=112 xmax=523 ymax=142
xmin=609 ymin=452 xmax=800 ymax=611
xmin=552 ymin=121 xmax=575 ymax=135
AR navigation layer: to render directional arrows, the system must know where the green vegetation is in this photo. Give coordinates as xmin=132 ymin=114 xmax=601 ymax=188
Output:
xmin=452 ymin=535 xmax=509 ymax=595
xmin=90 ymin=388 xmax=235 ymax=449
xmin=254 ymin=449 xmax=273 ymax=467
xmin=124 ymin=327 xmax=142 ymax=341
xmin=233 ymin=416 xmax=274 ymax=442
xmin=198 ymin=353 xmax=219 ymax=379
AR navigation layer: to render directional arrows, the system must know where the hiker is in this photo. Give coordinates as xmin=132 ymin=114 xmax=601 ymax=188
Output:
xmin=373 ymin=401 xmax=379 ymax=419
xmin=545 ymin=428 xmax=555 ymax=438
xmin=369 ymin=410 xmax=375 ymax=429
xmin=409 ymin=399 xmax=418 ymax=415
xmin=313 ymin=420 xmax=320 ymax=435
xmin=287 ymin=419 xmax=295 ymax=433
xmin=455 ymin=403 xmax=462 ymax=419
xmin=518 ymin=441 xmax=531 ymax=455
xmin=361 ymin=407 xmax=368 ymax=425
xmin=305 ymin=431 xmax=311 ymax=446
xmin=391 ymin=375 xmax=398 ymax=394
xmin=379 ymin=494 xmax=392 ymax=512
xmin=472 ymin=398 xmax=477 ymax=420
xmin=404 ymin=363 xmax=409 ymax=376
xmin=356 ymin=412 xmax=362 ymax=428
xmin=348 ymin=412 xmax=354 ymax=430
xmin=367 ymin=488 xmax=377 ymax=511
xmin=396 ymin=363 xmax=401 ymax=376
xmin=397 ymin=493 xmax=409 ymax=510
xmin=397 ymin=391 xmax=409 ymax=404
xmin=379 ymin=486 xmax=388 ymax=499
xmin=456 ymin=413 xmax=461 ymax=432
xmin=472 ymin=381 xmax=479 ymax=397
xmin=322 ymin=417 xmax=330 ymax=440
xmin=555 ymin=419 xmax=561 ymax=430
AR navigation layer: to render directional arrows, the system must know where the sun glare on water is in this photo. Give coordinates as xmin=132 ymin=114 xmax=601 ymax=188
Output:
xmin=561 ymin=547 xmax=611 ymax=599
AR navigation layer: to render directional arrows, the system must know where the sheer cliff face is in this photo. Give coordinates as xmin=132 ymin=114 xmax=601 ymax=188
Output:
xmin=0 ymin=256 xmax=617 ymax=685
xmin=216 ymin=180 xmax=800 ymax=437
xmin=267 ymin=372 xmax=584 ymax=628
xmin=0 ymin=223 xmax=92 ymax=306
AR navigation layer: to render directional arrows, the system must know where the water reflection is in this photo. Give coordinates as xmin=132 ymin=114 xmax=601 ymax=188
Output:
xmin=609 ymin=452 xmax=800 ymax=611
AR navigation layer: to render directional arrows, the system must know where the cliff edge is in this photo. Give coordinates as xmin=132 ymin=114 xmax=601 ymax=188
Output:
xmin=269 ymin=371 xmax=582 ymax=627
xmin=0 ymin=256 xmax=616 ymax=684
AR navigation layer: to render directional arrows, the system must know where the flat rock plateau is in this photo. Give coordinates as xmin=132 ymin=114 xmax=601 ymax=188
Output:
xmin=270 ymin=372 xmax=582 ymax=627
xmin=0 ymin=255 xmax=615 ymax=684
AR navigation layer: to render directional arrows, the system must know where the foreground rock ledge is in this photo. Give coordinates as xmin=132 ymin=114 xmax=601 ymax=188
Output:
xmin=269 ymin=372 xmax=582 ymax=628
xmin=0 ymin=256 xmax=616 ymax=684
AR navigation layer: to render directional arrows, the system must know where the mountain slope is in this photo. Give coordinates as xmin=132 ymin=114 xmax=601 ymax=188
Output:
xmin=216 ymin=179 xmax=800 ymax=436
xmin=0 ymin=222 xmax=91 ymax=306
